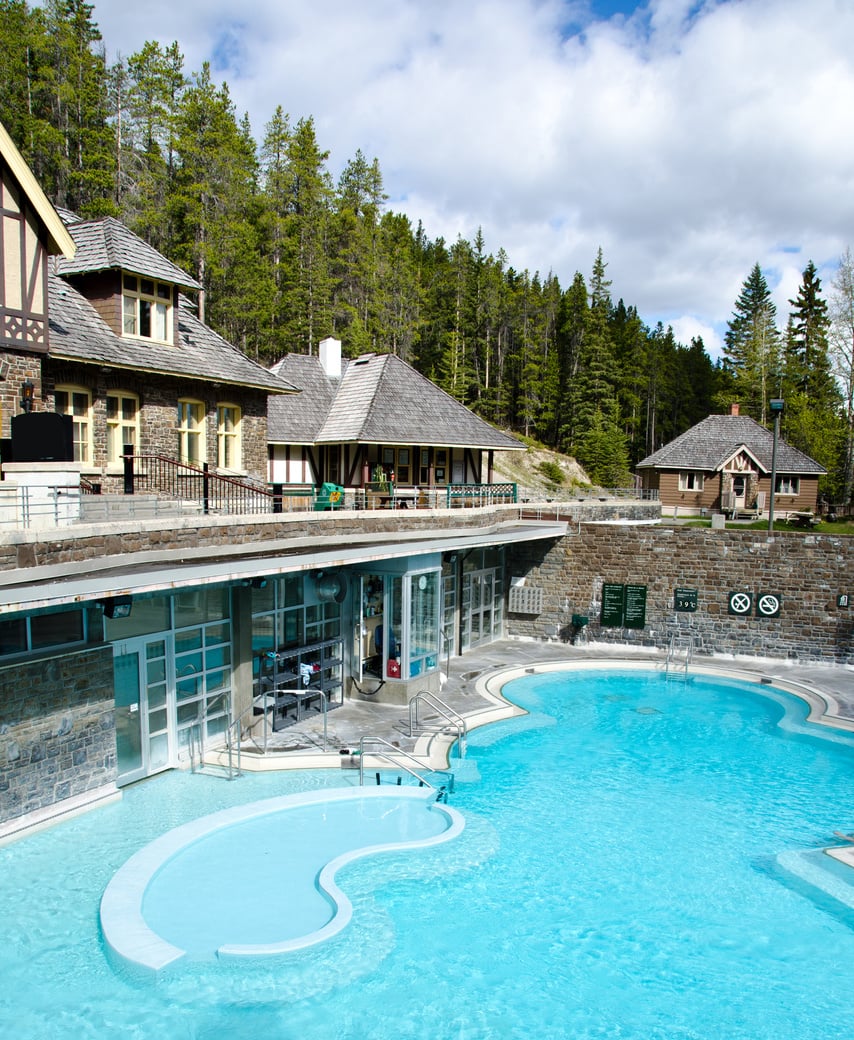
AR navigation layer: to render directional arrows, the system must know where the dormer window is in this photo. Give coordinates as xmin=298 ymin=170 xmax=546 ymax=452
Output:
xmin=122 ymin=273 xmax=172 ymax=342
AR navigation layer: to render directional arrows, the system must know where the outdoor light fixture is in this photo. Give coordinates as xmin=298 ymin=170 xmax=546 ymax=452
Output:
xmin=768 ymin=398 xmax=784 ymax=534
xmin=102 ymin=595 xmax=132 ymax=619
xmin=20 ymin=379 xmax=34 ymax=413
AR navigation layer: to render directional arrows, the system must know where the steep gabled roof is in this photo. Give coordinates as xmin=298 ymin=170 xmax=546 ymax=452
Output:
xmin=268 ymin=353 xmax=338 ymax=443
xmin=54 ymin=214 xmax=201 ymax=290
xmin=0 ymin=122 xmax=76 ymax=258
xmin=48 ymin=279 xmax=297 ymax=394
xmin=636 ymin=414 xmax=826 ymax=475
xmin=268 ymin=351 xmax=521 ymax=451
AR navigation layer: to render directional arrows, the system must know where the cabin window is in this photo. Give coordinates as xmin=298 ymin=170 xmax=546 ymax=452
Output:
xmin=775 ymin=476 xmax=800 ymax=496
xmin=54 ymin=385 xmax=93 ymax=464
xmin=435 ymin=449 xmax=447 ymax=484
xmin=678 ymin=471 xmax=704 ymax=491
xmin=122 ymin=274 xmax=172 ymax=342
xmin=177 ymin=399 xmax=205 ymax=465
xmin=216 ymin=404 xmax=241 ymax=471
xmin=106 ymin=391 xmax=140 ymax=465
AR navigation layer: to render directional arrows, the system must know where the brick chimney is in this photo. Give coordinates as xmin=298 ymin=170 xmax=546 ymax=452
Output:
xmin=730 ymin=403 xmax=740 ymax=416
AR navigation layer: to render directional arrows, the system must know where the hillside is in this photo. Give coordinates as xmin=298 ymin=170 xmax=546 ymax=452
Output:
xmin=491 ymin=443 xmax=592 ymax=498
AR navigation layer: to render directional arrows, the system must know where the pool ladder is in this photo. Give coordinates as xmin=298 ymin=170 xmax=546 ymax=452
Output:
xmin=408 ymin=690 xmax=467 ymax=758
xmin=665 ymin=634 xmax=694 ymax=681
xmin=357 ymin=735 xmax=455 ymax=802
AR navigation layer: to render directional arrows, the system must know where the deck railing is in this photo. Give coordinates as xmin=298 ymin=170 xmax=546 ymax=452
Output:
xmin=123 ymin=451 xmax=282 ymax=515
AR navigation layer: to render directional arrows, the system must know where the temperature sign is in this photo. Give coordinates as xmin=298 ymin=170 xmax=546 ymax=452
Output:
xmin=674 ymin=587 xmax=698 ymax=612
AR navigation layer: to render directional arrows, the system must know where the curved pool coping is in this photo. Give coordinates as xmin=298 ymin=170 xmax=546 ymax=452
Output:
xmin=100 ymin=786 xmax=464 ymax=976
xmin=477 ymin=658 xmax=854 ymax=742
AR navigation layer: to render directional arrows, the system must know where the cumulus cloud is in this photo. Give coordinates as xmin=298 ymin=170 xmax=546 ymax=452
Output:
xmin=90 ymin=0 xmax=854 ymax=356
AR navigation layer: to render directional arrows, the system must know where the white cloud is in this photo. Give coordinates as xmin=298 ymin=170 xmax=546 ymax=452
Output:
xmin=89 ymin=0 xmax=854 ymax=348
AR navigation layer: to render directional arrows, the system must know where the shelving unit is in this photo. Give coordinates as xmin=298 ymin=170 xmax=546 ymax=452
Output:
xmin=257 ymin=637 xmax=343 ymax=730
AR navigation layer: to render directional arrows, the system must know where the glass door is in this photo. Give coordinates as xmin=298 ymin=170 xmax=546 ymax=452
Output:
xmin=461 ymin=569 xmax=496 ymax=652
xmin=112 ymin=634 xmax=174 ymax=786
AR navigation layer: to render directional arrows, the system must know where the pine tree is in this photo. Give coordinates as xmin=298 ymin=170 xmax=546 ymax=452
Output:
xmin=721 ymin=263 xmax=782 ymax=423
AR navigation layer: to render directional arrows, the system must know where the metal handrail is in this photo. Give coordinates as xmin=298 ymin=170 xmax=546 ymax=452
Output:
xmin=358 ymin=735 xmax=453 ymax=799
xmin=665 ymin=634 xmax=694 ymax=680
xmin=123 ymin=450 xmax=280 ymax=515
xmin=409 ymin=690 xmax=467 ymax=758
xmin=189 ymin=690 xmax=241 ymax=779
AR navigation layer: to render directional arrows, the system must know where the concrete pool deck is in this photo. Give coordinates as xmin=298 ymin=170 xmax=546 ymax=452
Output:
xmin=220 ymin=638 xmax=854 ymax=775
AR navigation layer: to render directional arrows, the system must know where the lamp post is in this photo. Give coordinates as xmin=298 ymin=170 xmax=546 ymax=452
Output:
xmin=768 ymin=398 xmax=784 ymax=534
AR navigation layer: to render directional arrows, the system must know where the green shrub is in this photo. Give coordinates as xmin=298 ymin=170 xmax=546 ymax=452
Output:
xmin=537 ymin=460 xmax=565 ymax=485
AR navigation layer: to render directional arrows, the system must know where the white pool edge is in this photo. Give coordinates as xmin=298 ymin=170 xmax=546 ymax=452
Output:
xmin=99 ymin=786 xmax=462 ymax=977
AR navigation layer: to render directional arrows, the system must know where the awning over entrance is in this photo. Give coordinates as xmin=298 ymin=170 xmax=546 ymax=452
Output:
xmin=0 ymin=520 xmax=568 ymax=615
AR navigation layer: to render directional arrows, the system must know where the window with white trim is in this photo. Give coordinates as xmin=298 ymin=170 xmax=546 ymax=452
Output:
xmin=106 ymin=391 xmax=140 ymax=465
xmin=678 ymin=471 xmax=704 ymax=491
xmin=216 ymin=403 xmax=241 ymax=470
xmin=54 ymin=385 xmax=93 ymax=463
xmin=775 ymin=476 xmax=800 ymax=495
xmin=122 ymin=273 xmax=172 ymax=342
xmin=177 ymin=398 xmax=205 ymax=465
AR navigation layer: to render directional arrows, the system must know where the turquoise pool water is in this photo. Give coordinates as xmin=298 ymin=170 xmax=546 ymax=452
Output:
xmin=3 ymin=667 xmax=854 ymax=1039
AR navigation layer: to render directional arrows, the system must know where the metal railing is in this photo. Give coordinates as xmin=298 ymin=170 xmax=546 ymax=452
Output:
xmin=187 ymin=691 xmax=241 ymax=779
xmin=123 ymin=450 xmax=281 ymax=515
xmin=665 ymin=634 xmax=694 ymax=681
xmin=409 ymin=690 xmax=467 ymax=758
xmin=358 ymin=735 xmax=454 ymax=800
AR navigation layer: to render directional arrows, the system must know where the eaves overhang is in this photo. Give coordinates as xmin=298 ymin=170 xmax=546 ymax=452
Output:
xmin=0 ymin=520 xmax=568 ymax=616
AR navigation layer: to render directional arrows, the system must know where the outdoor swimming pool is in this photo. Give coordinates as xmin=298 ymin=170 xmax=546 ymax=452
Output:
xmin=3 ymin=665 xmax=854 ymax=1039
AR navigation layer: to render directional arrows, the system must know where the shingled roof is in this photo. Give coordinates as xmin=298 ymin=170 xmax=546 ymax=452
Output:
xmin=47 ymin=278 xmax=296 ymax=394
xmin=268 ymin=351 xmax=521 ymax=450
xmin=54 ymin=214 xmax=201 ymax=290
xmin=636 ymin=414 xmax=825 ymax=475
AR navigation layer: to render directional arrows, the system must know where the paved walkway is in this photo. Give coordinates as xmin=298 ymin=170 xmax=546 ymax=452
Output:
xmin=229 ymin=639 xmax=854 ymax=772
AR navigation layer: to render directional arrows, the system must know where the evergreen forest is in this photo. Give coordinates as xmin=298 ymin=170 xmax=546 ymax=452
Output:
xmin=1 ymin=0 xmax=852 ymax=502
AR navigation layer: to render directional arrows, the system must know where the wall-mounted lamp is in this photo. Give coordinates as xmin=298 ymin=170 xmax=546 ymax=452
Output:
xmin=102 ymin=595 xmax=132 ymax=619
xmin=20 ymin=379 xmax=34 ymax=414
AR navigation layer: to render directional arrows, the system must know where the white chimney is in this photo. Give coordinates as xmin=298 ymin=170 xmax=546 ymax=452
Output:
xmin=319 ymin=337 xmax=342 ymax=379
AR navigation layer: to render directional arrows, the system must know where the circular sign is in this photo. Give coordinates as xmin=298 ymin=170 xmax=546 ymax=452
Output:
xmin=757 ymin=593 xmax=781 ymax=618
xmin=728 ymin=591 xmax=752 ymax=615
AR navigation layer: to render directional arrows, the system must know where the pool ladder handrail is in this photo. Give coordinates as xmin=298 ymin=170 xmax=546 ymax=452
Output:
xmin=665 ymin=633 xmax=694 ymax=681
xmin=188 ymin=691 xmax=242 ymax=779
xmin=357 ymin=735 xmax=454 ymax=801
xmin=408 ymin=690 xmax=467 ymax=759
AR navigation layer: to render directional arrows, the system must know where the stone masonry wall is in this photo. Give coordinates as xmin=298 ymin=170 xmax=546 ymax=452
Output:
xmin=0 ymin=645 xmax=115 ymax=824
xmin=506 ymin=523 xmax=853 ymax=664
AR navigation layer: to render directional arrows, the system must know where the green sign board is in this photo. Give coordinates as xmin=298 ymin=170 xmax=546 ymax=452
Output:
xmin=624 ymin=584 xmax=647 ymax=629
xmin=601 ymin=583 xmax=626 ymax=627
xmin=600 ymin=583 xmax=648 ymax=629
xmin=674 ymin=587 xmax=698 ymax=612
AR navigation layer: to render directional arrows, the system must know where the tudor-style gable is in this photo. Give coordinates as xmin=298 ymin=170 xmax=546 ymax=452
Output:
xmin=0 ymin=121 xmax=76 ymax=436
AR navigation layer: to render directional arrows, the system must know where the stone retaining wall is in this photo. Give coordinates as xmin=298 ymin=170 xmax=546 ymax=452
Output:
xmin=506 ymin=523 xmax=853 ymax=663
xmin=0 ymin=645 xmax=115 ymax=824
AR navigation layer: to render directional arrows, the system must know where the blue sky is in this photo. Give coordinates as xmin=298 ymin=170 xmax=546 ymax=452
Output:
xmin=89 ymin=0 xmax=854 ymax=358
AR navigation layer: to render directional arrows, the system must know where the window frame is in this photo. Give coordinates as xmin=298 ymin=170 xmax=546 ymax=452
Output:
xmin=177 ymin=398 xmax=206 ymax=466
xmin=775 ymin=475 xmax=800 ymax=496
xmin=54 ymin=384 xmax=93 ymax=464
xmin=122 ymin=273 xmax=173 ymax=344
xmin=106 ymin=390 xmax=140 ymax=466
xmin=216 ymin=403 xmax=242 ymax=472
xmin=678 ymin=471 xmax=705 ymax=492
